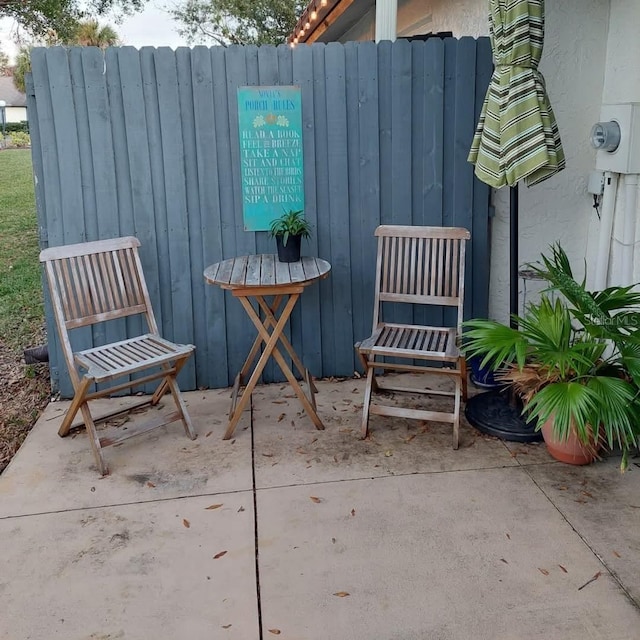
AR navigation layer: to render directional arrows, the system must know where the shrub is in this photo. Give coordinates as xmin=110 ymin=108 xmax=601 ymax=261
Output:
xmin=5 ymin=121 xmax=29 ymax=134
xmin=8 ymin=131 xmax=31 ymax=147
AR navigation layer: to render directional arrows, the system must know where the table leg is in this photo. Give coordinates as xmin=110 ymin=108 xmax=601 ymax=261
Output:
xmin=255 ymin=296 xmax=318 ymax=393
xmin=244 ymin=295 xmax=323 ymax=432
xmin=224 ymin=293 xmax=324 ymax=439
xmin=224 ymin=294 xmax=298 ymax=440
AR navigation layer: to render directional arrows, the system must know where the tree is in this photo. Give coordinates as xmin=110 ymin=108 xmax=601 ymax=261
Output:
xmin=11 ymin=20 xmax=120 ymax=93
xmin=72 ymin=20 xmax=119 ymax=47
xmin=0 ymin=48 xmax=10 ymax=75
xmin=171 ymin=0 xmax=305 ymax=46
xmin=12 ymin=47 xmax=31 ymax=93
xmin=0 ymin=0 xmax=144 ymax=41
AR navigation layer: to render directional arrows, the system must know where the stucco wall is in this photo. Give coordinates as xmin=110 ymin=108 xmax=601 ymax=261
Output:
xmin=585 ymin=0 xmax=640 ymax=290
xmin=398 ymin=0 xmax=487 ymax=38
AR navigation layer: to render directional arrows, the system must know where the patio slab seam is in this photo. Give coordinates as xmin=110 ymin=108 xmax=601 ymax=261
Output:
xmin=519 ymin=463 xmax=640 ymax=612
xmin=252 ymin=460 xmax=550 ymax=494
xmin=0 ymin=486 xmax=253 ymax=521
xmin=250 ymin=394 xmax=265 ymax=640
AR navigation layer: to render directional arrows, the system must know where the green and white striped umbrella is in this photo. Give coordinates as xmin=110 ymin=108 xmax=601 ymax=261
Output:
xmin=468 ymin=0 xmax=565 ymax=188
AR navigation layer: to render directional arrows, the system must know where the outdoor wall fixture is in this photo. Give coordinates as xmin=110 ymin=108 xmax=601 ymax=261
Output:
xmin=590 ymin=120 xmax=621 ymax=153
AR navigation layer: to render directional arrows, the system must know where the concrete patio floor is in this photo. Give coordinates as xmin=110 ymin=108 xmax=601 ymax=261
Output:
xmin=2 ymin=375 xmax=640 ymax=639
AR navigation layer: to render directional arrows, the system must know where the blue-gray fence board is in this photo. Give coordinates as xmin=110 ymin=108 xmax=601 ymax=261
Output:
xmin=28 ymin=40 xmax=492 ymax=397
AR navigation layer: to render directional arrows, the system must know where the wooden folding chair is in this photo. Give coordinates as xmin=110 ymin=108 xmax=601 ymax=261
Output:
xmin=355 ymin=225 xmax=470 ymax=447
xmin=40 ymin=236 xmax=196 ymax=475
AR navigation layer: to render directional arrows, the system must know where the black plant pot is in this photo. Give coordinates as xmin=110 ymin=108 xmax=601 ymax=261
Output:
xmin=275 ymin=235 xmax=302 ymax=263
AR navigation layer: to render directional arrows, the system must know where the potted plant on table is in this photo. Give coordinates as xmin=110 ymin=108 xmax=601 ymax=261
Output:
xmin=269 ymin=209 xmax=312 ymax=263
xmin=463 ymin=245 xmax=640 ymax=471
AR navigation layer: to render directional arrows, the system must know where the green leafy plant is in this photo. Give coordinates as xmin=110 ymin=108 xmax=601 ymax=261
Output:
xmin=8 ymin=132 xmax=31 ymax=148
xmin=268 ymin=209 xmax=311 ymax=247
xmin=463 ymin=245 xmax=640 ymax=471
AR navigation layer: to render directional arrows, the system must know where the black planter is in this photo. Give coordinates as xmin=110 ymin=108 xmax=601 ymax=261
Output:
xmin=275 ymin=234 xmax=302 ymax=262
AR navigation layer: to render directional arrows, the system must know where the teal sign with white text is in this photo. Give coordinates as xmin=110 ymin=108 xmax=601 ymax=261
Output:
xmin=237 ymin=86 xmax=304 ymax=231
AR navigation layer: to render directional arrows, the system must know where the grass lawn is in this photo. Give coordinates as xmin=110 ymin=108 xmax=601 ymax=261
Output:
xmin=0 ymin=149 xmax=44 ymax=352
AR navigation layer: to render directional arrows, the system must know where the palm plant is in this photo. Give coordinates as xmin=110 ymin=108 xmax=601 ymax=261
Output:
xmin=463 ymin=245 xmax=640 ymax=471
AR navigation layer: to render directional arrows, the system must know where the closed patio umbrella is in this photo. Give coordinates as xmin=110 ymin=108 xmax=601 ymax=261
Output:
xmin=468 ymin=0 xmax=565 ymax=188
xmin=466 ymin=0 xmax=565 ymax=441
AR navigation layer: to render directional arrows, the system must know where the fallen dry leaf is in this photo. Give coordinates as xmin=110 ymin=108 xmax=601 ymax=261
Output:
xmin=310 ymin=437 xmax=318 ymax=444
xmin=146 ymin=481 xmax=156 ymax=488
xmin=310 ymin=496 xmax=322 ymax=503
xmin=206 ymin=504 xmax=223 ymax=510
xmin=578 ymin=571 xmax=601 ymax=590
xmin=581 ymin=490 xmax=593 ymax=498
xmin=404 ymin=434 xmax=416 ymax=443
xmin=272 ymin=400 xmax=287 ymax=404
xmin=333 ymin=591 xmax=350 ymax=597
xmin=213 ymin=551 xmax=228 ymax=560
xmin=384 ymin=450 xmax=393 ymax=457
xmin=205 ymin=431 xmax=213 ymax=437
xmin=558 ymin=565 xmax=568 ymax=573
xmin=238 ymin=506 xmax=245 ymax=512
xmin=538 ymin=568 xmax=549 ymax=576
xmin=613 ymin=550 xmax=621 ymax=558
xmin=183 ymin=519 xmax=190 ymax=528
xmin=262 ymin=453 xmax=274 ymax=458
xmin=277 ymin=413 xmax=285 ymax=422
xmin=268 ymin=630 xmax=281 ymax=635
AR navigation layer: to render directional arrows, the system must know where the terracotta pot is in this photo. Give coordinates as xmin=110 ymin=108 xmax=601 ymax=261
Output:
xmin=540 ymin=417 xmax=600 ymax=465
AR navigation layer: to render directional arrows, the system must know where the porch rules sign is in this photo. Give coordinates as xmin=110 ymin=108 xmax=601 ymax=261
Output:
xmin=237 ymin=86 xmax=304 ymax=231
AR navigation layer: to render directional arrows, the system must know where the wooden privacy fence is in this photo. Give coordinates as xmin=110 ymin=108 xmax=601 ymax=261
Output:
xmin=27 ymin=38 xmax=492 ymax=397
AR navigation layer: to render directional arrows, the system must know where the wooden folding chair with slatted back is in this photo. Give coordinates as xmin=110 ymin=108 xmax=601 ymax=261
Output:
xmin=355 ymin=225 xmax=470 ymax=448
xmin=40 ymin=236 xmax=196 ymax=475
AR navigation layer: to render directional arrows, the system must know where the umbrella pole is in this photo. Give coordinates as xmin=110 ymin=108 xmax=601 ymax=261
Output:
xmin=510 ymin=185 xmax=519 ymax=327
xmin=464 ymin=182 xmax=542 ymax=442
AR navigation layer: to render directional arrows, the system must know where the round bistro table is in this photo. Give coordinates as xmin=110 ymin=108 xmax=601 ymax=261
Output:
xmin=204 ymin=254 xmax=331 ymax=439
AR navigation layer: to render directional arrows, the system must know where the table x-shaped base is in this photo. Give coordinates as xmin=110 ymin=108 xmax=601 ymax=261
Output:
xmin=224 ymin=285 xmax=324 ymax=440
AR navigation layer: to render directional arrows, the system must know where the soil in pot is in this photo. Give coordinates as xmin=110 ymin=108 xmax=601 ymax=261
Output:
xmin=540 ymin=417 xmax=600 ymax=465
xmin=276 ymin=235 xmax=302 ymax=263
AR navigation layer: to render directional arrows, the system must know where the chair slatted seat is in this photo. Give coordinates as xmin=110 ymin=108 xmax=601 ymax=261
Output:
xmin=40 ymin=236 xmax=196 ymax=475
xmin=355 ymin=225 xmax=470 ymax=447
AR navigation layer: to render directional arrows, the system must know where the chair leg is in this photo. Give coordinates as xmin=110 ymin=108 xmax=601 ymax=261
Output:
xmin=165 ymin=374 xmax=196 ymax=440
xmin=58 ymin=377 xmax=92 ymax=437
xmin=452 ymin=376 xmax=461 ymax=450
xmin=361 ymin=366 xmax=375 ymax=439
xmin=79 ymin=402 xmax=109 ymax=476
xmin=460 ymin=356 xmax=468 ymax=402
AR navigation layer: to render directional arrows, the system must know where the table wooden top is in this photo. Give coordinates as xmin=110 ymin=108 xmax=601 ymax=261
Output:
xmin=204 ymin=254 xmax=331 ymax=289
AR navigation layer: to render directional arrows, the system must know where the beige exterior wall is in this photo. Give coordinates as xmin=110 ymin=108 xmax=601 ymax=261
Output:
xmin=5 ymin=106 xmax=27 ymax=123
xmin=585 ymin=0 xmax=640 ymax=290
